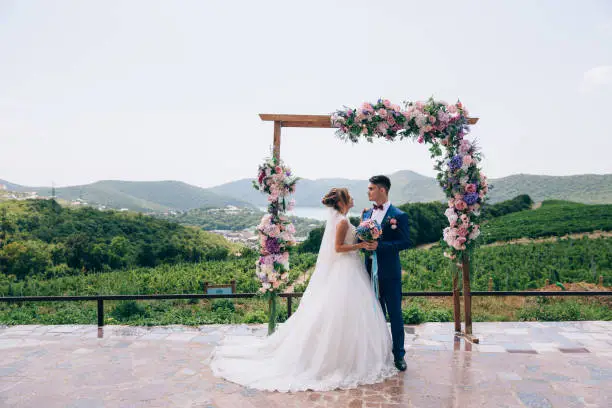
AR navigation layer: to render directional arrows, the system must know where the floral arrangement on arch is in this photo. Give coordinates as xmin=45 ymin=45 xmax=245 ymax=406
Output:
xmin=332 ymin=98 xmax=488 ymax=260
xmin=253 ymin=156 xmax=298 ymax=293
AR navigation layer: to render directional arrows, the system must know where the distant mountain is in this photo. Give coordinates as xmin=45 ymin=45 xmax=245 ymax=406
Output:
xmin=210 ymin=172 xmax=612 ymax=208
xmin=3 ymin=172 xmax=611 ymax=213
xmin=0 ymin=179 xmax=254 ymax=212
xmin=486 ymin=174 xmax=612 ymax=204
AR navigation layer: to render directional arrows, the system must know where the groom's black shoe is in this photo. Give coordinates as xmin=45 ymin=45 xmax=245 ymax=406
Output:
xmin=394 ymin=358 xmax=407 ymax=372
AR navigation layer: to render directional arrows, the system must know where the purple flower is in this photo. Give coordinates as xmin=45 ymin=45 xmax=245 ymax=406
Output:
xmin=265 ymin=237 xmax=281 ymax=254
xmin=464 ymin=192 xmax=479 ymax=205
xmin=449 ymin=155 xmax=463 ymax=171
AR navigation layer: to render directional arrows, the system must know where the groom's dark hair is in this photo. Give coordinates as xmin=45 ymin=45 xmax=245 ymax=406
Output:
xmin=369 ymin=175 xmax=391 ymax=193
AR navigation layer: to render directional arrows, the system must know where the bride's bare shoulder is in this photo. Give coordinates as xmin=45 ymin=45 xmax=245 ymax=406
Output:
xmin=336 ymin=218 xmax=349 ymax=228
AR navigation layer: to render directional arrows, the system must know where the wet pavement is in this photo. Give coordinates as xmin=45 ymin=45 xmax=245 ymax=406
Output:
xmin=0 ymin=321 xmax=610 ymax=407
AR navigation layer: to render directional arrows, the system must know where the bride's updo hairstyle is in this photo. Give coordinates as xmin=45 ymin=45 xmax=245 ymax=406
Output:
xmin=321 ymin=188 xmax=350 ymax=212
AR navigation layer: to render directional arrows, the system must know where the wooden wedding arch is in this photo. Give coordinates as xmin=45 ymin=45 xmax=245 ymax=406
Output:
xmin=259 ymin=113 xmax=480 ymax=342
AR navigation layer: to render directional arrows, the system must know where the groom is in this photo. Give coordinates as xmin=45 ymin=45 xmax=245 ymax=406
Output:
xmin=361 ymin=175 xmax=412 ymax=372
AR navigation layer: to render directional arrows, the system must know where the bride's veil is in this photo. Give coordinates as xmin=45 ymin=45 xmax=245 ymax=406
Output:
xmin=316 ymin=207 xmax=343 ymax=267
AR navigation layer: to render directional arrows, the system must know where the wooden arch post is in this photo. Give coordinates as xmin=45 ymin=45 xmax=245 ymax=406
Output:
xmin=259 ymin=113 xmax=479 ymax=342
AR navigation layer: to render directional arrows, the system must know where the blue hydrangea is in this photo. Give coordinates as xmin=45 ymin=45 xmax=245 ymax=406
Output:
xmin=449 ymin=155 xmax=463 ymax=171
xmin=464 ymin=192 xmax=479 ymax=205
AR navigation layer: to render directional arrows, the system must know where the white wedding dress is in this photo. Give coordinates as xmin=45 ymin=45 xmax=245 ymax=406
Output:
xmin=210 ymin=208 xmax=397 ymax=392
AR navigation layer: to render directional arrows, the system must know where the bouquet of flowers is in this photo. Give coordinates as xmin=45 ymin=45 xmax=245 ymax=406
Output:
xmin=356 ymin=219 xmax=382 ymax=245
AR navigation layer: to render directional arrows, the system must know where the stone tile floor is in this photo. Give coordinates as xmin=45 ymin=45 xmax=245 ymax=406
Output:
xmin=0 ymin=321 xmax=610 ymax=407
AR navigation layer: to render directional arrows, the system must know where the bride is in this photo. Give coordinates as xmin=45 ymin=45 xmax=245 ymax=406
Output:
xmin=210 ymin=188 xmax=398 ymax=392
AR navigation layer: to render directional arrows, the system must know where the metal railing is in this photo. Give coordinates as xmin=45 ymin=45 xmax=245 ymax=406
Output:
xmin=0 ymin=290 xmax=610 ymax=327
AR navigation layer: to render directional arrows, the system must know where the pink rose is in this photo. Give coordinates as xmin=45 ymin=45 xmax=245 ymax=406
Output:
xmin=440 ymin=138 xmax=448 ymax=146
xmin=447 ymin=104 xmax=458 ymax=114
xmin=382 ymin=99 xmax=391 ymax=108
xmin=391 ymin=104 xmax=401 ymax=112
xmin=429 ymin=115 xmax=436 ymax=124
xmin=455 ymin=199 xmax=467 ymax=211
xmin=275 ymin=166 xmax=282 ymax=173
xmin=462 ymin=155 xmax=474 ymax=166
xmin=459 ymin=140 xmax=471 ymax=154
xmin=415 ymin=101 xmax=424 ymax=110
xmin=460 ymin=214 xmax=469 ymax=224
xmin=457 ymin=227 xmax=469 ymax=237
xmin=465 ymin=183 xmax=477 ymax=193
xmin=417 ymin=135 xmax=424 ymax=144
xmin=377 ymin=122 xmax=389 ymax=133
xmin=377 ymin=109 xmax=388 ymax=118
xmin=361 ymin=102 xmax=373 ymax=112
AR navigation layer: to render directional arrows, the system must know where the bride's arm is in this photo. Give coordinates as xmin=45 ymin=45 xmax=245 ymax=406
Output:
xmin=335 ymin=219 xmax=366 ymax=253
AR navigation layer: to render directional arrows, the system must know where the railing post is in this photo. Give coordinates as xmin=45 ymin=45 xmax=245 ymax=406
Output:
xmin=287 ymin=296 xmax=292 ymax=318
xmin=599 ymin=275 xmax=604 ymax=286
xmin=97 ymin=298 xmax=104 ymax=327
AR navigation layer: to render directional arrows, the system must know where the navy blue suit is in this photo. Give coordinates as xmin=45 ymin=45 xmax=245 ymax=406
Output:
xmin=362 ymin=205 xmax=412 ymax=361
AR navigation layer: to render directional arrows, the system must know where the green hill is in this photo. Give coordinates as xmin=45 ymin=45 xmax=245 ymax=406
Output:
xmin=480 ymin=200 xmax=612 ymax=244
xmin=0 ymin=199 xmax=238 ymax=280
xmin=486 ymin=174 xmax=612 ymax=204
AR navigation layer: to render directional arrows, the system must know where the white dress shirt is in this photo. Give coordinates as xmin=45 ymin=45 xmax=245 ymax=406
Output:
xmin=371 ymin=201 xmax=391 ymax=225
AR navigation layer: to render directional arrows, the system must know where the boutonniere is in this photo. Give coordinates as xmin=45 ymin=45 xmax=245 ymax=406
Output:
xmin=389 ymin=218 xmax=398 ymax=230
xmin=382 ymin=217 xmax=398 ymax=230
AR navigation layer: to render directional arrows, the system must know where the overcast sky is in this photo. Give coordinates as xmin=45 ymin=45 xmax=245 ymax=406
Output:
xmin=1 ymin=0 xmax=611 ymax=188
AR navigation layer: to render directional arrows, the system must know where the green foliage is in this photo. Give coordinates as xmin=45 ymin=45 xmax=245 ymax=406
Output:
xmin=425 ymin=308 xmax=454 ymax=322
xmin=211 ymin=299 xmax=235 ymax=312
xmin=298 ymin=226 xmax=325 ymax=253
xmin=481 ymin=194 xmax=533 ymax=219
xmin=396 ymin=202 xmax=448 ymax=247
xmin=0 ymin=251 xmax=318 ymax=297
xmin=480 ymin=201 xmax=612 ymax=244
xmin=111 ymin=301 xmax=148 ymax=321
xmin=402 ymin=305 xmax=426 ymax=324
xmin=518 ymin=298 xmax=612 ymax=321
xmin=0 ymin=199 xmax=237 ymax=279
xmin=243 ymin=310 xmax=267 ymax=323
xmin=401 ymin=237 xmax=612 ymax=291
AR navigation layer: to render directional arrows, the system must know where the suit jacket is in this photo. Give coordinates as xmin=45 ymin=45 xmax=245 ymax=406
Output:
xmin=362 ymin=204 xmax=412 ymax=281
